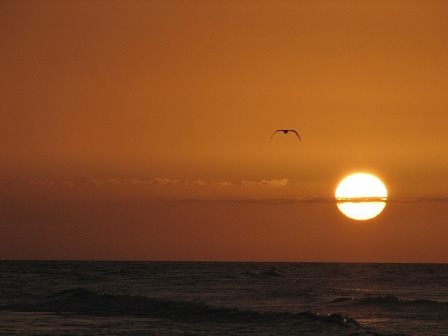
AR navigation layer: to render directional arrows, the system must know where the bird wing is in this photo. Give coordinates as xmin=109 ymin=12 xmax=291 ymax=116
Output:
xmin=290 ymin=130 xmax=301 ymax=140
xmin=270 ymin=130 xmax=281 ymax=140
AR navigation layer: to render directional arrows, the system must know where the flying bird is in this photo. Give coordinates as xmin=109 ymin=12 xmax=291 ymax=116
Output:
xmin=270 ymin=129 xmax=301 ymax=141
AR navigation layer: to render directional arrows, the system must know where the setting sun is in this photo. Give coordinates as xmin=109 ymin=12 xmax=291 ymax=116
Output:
xmin=335 ymin=173 xmax=387 ymax=220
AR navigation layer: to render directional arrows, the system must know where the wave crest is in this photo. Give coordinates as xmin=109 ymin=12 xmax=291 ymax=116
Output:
xmin=3 ymin=288 xmax=364 ymax=328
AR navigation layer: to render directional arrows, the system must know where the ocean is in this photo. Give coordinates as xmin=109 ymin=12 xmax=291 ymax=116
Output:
xmin=0 ymin=261 xmax=447 ymax=335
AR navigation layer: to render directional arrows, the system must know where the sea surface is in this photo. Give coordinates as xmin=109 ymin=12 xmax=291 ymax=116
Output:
xmin=0 ymin=261 xmax=447 ymax=335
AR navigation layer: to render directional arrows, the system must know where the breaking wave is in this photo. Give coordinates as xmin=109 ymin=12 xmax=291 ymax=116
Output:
xmin=1 ymin=288 xmax=386 ymax=335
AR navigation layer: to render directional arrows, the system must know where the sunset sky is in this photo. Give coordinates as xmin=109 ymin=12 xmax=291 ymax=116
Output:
xmin=1 ymin=0 xmax=448 ymax=262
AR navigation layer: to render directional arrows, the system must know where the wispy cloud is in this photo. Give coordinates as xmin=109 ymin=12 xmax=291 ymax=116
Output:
xmin=180 ymin=196 xmax=337 ymax=205
xmin=7 ymin=179 xmax=448 ymax=204
xmin=105 ymin=178 xmax=121 ymax=185
xmin=185 ymin=180 xmax=235 ymax=187
xmin=214 ymin=181 xmax=234 ymax=187
xmin=8 ymin=177 xmax=287 ymax=188
xmin=148 ymin=178 xmax=181 ymax=185
xmin=87 ymin=178 xmax=181 ymax=186
xmin=175 ymin=195 xmax=448 ymax=205
xmin=87 ymin=179 xmax=104 ymax=186
xmin=221 ymin=198 xmax=300 ymax=205
xmin=188 ymin=180 xmax=208 ymax=186
xmin=241 ymin=179 xmax=288 ymax=187
xmin=386 ymin=196 xmax=448 ymax=203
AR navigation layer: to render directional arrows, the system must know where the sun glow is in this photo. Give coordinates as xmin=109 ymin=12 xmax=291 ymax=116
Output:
xmin=335 ymin=173 xmax=387 ymax=220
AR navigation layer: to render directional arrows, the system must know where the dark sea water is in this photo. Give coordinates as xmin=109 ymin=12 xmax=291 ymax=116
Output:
xmin=1 ymin=261 xmax=447 ymax=335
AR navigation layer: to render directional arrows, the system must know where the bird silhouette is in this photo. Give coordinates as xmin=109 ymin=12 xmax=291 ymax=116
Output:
xmin=270 ymin=129 xmax=301 ymax=141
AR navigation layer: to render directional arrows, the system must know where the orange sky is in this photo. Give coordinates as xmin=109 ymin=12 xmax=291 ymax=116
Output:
xmin=1 ymin=0 xmax=448 ymax=262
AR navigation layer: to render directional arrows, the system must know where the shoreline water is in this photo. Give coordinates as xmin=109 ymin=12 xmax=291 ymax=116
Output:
xmin=1 ymin=261 xmax=447 ymax=335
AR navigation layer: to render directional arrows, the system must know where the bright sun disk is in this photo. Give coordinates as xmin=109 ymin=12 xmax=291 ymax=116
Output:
xmin=335 ymin=173 xmax=387 ymax=220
